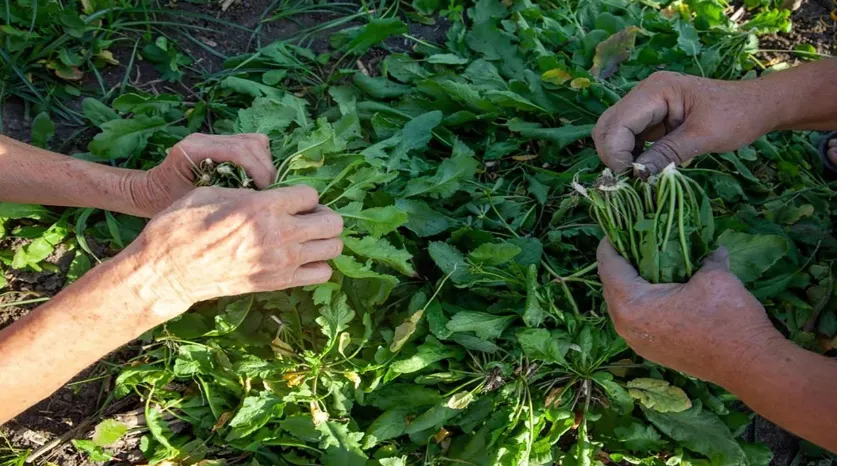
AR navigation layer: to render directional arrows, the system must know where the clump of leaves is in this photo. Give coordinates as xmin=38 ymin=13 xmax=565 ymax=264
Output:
xmin=576 ymin=164 xmax=713 ymax=283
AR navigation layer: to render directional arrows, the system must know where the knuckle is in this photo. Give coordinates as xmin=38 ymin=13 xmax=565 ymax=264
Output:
xmin=648 ymin=139 xmax=685 ymax=164
xmin=649 ymin=70 xmax=682 ymax=84
xmin=324 ymin=212 xmax=344 ymax=235
xmin=289 ymin=185 xmax=319 ymax=205
xmin=329 ymin=238 xmax=344 ymax=256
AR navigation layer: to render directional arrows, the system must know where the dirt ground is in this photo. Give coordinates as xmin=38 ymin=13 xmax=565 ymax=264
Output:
xmin=0 ymin=1 xmax=837 ymax=465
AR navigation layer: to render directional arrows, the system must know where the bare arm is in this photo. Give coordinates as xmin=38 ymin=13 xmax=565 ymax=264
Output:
xmin=592 ymin=59 xmax=837 ymax=173
xmin=597 ymin=240 xmax=836 ymax=452
xmin=723 ymin=339 xmax=836 ymax=451
xmin=0 ymin=133 xmax=276 ymax=217
xmin=0 ymin=186 xmax=344 ymax=424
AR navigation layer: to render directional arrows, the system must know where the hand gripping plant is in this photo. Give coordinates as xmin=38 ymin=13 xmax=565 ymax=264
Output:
xmin=575 ymin=164 xmax=715 ymax=283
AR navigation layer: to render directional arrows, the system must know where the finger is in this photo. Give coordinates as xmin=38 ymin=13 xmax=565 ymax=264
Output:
xmin=291 ymin=262 xmax=333 ymax=287
xmin=592 ymin=85 xmax=671 ymax=173
xmin=697 ymin=246 xmax=730 ymax=273
xmin=177 ymin=134 xmax=275 ymax=189
xmin=635 ymin=124 xmax=706 ymax=175
xmin=300 ymin=238 xmax=344 ymax=263
xmin=296 ymin=206 xmax=345 ymax=240
xmin=233 ymin=133 xmax=275 ymax=189
xmin=596 ymin=237 xmax=648 ymax=297
xmin=258 ymin=185 xmax=319 ymax=215
xmin=640 ymin=122 xmax=668 ymax=142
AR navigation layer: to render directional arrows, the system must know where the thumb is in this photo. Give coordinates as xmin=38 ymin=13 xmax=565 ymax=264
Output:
xmin=596 ymin=237 xmax=648 ymax=296
xmin=635 ymin=124 xmax=704 ymax=176
xmin=697 ymin=246 xmax=731 ymax=274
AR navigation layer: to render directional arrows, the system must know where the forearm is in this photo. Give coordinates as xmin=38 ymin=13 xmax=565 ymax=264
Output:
xmin=0 ymin=245 xmax=186 ymax=424
xmin=758 ymin=58 xmax=837 ymax=132
xmin=722 ymin=338 xmax=836 ymax=452
xmin=0 ymin=135 xmax=154 ymax=217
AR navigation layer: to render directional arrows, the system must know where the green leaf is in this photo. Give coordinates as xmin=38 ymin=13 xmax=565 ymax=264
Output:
xmin=523 ymin=264 xmax=543 ymax=327
xmin=368 ymin=384 xmax=443 ymax=410
xmin=516 ymin=328 xmax=567 ymax=365
xmin=643 ymin=401 xmax=747 ymax=466
xmin=331 ymin=18 xmax=408 ymax=55
xmin=316 ymin=293 xmax=356 ymax=340
xmin=92 ymin=419 xmax=128 ymax=447
xmin=613 ymin=420 xmax=666 ymax=453
xmin=716 ymin=230 xmax=789 ymax=282
xmin=406 ymin=402 xmax=461 ymax=434
xmin=331 ymin=255 xmax=399 ymax=306
xmin=386 ymin=336 xmax=458 ymax=380
xmin=674 ymin=21 xmax=701 ymax=56
xmin=0 ymin=203 xmax=51 ymax=220
xmin=354 ymin=73 xmax=411 ymax=99
xmin=593 ymin=372 xmax=634 ymax=415
xmin=404 ymin=151 xmax=478 ymax=198
xmin=226 ymin=391 xmax=285 ymax=441
xmin=235 ymin=95 xmax=312 ymax=134
xmin=173 ymin=344 xmax=215 ymax=377
xmin=468 ymin=242 xmax=521 ymax=266
xmin=72 ymin=439 xmax=113 ymax=463
xmin=391 ymin=111 xmax=443 ymax=162
xmin=316 ymin=421 xmax=368 ymax=466
xmin=446 ymin=311 xmax=515 ymax=340
xmin=338 ymin=203 xmax=407 ymax=238
xmin=220 ymin=76 xmax=285 ymax=98
xmin=363 ymin=409 xmax=409 ymax=448
xmin=344 ymin=235 xmax=416 ymax=277
xmin=428 ymin=241 xmax=471 ymax=284
xmin=205 ymin=296 xmax=254 ymax=336
xmin=395 ymin=200 xmax=452 ymax=237
xmin=590 ymin=26 xmax=638 ymax=79
xmin=88 ymin=115 xmax=167 ymax=160
xmin=426 ymin=53 xmax=469 ymax=65
xmin=31 ymin=112 xmax=55 ymax=148
xmin=507 ymin=119 xmax=594 ymax=149
xmin=626 ymin=378 xmax=692 ymax=413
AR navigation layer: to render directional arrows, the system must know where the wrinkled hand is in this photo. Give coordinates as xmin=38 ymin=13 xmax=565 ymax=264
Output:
xmin=596 ymin=238 xmax=784 ymax=386
xmin=592 ymin=71 xmax=776 ymax=175
xmin=133 ymin=133 xmax=276 ymax=217
xmin=124 ymin=185 xmax=343 ymax=322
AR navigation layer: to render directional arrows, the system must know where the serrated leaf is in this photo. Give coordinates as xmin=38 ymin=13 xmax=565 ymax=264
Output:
xmin=92 ymin=419 xmax=128 ymax=447
xmin=446 ymin=311 xmax=515 ymax=340
xmin=344 ymin=235 xmax=416 ymax=277
xmin=338 ymin=203 xmax=407 ymax=238
xmin=88 ymin=115 xmax=167 ymax=160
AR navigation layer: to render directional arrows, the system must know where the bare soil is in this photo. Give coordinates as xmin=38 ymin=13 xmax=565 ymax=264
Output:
xmin=0 ymin=1 xmax=836 ymax=464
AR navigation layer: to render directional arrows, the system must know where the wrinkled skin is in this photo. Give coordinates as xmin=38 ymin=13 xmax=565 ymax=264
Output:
xmin=596 ymin=239 xmax=783 ymax=385
xmin=127 ymin=185 xmax=344 ymax=316
xmin=134 ymin=133 xmax=277 ymax=216
xmin=591 ymin=71 xmax=776 ymax=175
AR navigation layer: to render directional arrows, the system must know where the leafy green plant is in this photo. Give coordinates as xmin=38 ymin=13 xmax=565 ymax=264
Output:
xmin=1 ymin=0 xmax=835 ymax=465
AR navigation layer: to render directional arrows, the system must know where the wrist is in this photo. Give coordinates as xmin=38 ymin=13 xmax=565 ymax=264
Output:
xmin=715 ymin=328 xmax=790 ymax=393
xmin=122 ymin=169 xmax=167 ymax=218
xmin=109 ymin=240 xmax=193 ymax=328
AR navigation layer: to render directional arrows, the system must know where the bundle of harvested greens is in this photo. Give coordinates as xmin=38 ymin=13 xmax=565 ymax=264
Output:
xmin=576 ymin=164 xmax=715 ymax=283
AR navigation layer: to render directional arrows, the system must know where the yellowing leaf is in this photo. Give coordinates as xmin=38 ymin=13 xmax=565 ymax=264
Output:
xmin=608 ymin=358 xmax=633 ymax=377
xmin=310 ymin=400 xmax=329 ymax=425
xmin=541 ymin=68 xmax=572 ymax=85
xmin=511 ymin=153 xmax=538 ymax=161
xmin=96 ymin=50 xmax=119 ymax=65
xmin=283 ymin=372 xmax=306 ymax=387
xmin=339 ymin=332 xmax=351 ymax=354
xmin=272 ymin=337 xmax=296 ymax=358
xmin=344 ymin=371 xmax=362 ymax=389
xmin=627 ymin=378 xmax=692 ymax=413
xmin=590 ymin=26 xmax=639 ymax=79
xmin=446 ymin=391 xmax=474 ymax=409
xmin=390 ymin=309 xmax=424 ymax=352
xmin=570 ymin=77 xmax=591 ymax=89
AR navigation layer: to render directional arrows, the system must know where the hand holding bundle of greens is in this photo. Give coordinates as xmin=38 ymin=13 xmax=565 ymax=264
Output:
xmin=591 ymin=59 xmax=837 ymax=452
xmin=576 ymin=164 xmax=713 ymax=283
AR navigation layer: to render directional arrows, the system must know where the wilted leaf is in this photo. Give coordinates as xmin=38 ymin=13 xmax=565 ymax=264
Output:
xmin=590 ymin=26 xmax=638 ymax=79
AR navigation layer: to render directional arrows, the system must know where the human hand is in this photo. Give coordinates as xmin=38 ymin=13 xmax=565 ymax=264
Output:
xmin=122 ymin=185 xmax=343 ymax=323
xmin=132 ymin=133 xmax=276 ymax=217
xmin=592 ymin=71 xmax=776 ymax=175
xmin=596 ymin=238 xmax=785 ymax=386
